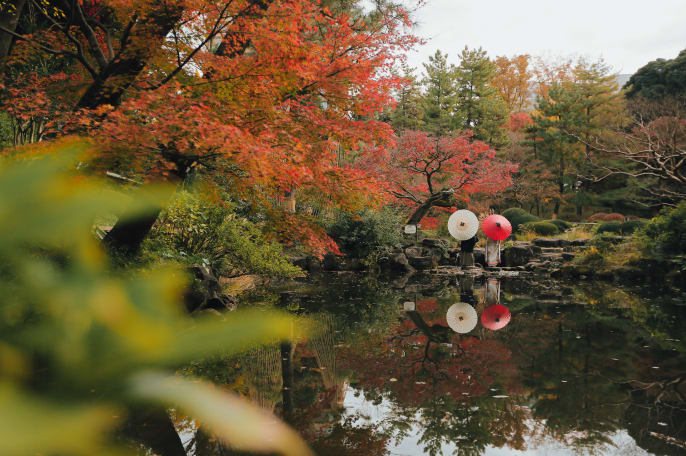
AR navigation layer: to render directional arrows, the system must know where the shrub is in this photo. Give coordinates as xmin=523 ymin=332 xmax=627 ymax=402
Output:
xmin=545 ymin=219 xmax=572 ymax=231
xmin=144 ymin=192 xmax=301 ymax=277
xmin=589 ymin=212 xmax=626 ymax=222
xmin=327 ymin=207 xmax=403 ymax=259
xmin=502 ymin=207 xmax=539 ymax=232
xmin=596 ymin=221 xmax=622 ymax=234
xmin=620 ymin=220 xmax=646 ymax=235
xmin=638 ymin=202 xmax=686 ymax=256
xmin=588 ymin=212 xmax=609 ymax=222
xmin=605 ymin=212 xmax=625 ymax=222
xmin=522 ymin=221 xmax=559 ymax=236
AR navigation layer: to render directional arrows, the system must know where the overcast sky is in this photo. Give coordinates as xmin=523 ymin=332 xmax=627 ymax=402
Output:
xmin=404 ymin=0 xmax=686 ymax=75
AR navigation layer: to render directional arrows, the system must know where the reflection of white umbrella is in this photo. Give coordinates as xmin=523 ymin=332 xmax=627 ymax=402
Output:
xmin=447 ymin=210 xmax=479 ymax=241
xmin=446 ymin=303 xmax=478 ymax=334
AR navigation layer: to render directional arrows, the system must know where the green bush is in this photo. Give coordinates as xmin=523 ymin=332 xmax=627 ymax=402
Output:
xmin=638 ymin=202 xmax=686 ymax=256
xmin=545 ymin=219 xmax=572 ymax=231
xmin=327 ymin=207 xmax=403 ymax=259
xmin=522 ymin=221 xmax=559 ymax=236
xmin=144 ymin=192 xmax=301 ymax=277
xmin=502 ymin=207 xmax=539 ymax=232
xmin=620 ymin=220 xmax=646 ymax=235
xmin=596 ymin=221 xmax=622 ymax=234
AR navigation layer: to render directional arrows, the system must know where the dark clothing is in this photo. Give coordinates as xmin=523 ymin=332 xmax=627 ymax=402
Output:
xmin=460 ymin=235 xmax=478 ymax=253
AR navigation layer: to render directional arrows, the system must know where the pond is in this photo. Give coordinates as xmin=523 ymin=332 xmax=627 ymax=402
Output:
xmin=179 ymin=274 xmax=686 ymax=456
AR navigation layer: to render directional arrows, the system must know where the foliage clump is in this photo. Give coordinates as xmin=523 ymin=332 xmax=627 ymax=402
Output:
xmin=143 ymin=192 xmax=301 ymax=278
xmin=620 ymin=220 xmax=646 ymax=235
xmin=522 ymin=221 xmax=559 ymax=236
xmin=638 ymin=202 xmax=686 ymax=256
xmin=596 ymin=221 xmax=623 ymax=235
xmin=327 ymin=207 xmax=403 ymax=260
xmin=545 ymin=219 xmax=572 ymax=231
xmin=503 ymin=207 xmax=539 ymax=232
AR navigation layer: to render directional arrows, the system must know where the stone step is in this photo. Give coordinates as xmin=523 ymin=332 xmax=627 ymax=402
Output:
xmin=541 ymin=247 xmax=564 ymax=253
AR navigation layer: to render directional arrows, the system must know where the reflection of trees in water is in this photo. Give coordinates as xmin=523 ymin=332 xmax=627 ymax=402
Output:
xmin=244 ymin=344 xmax=282 ymax=412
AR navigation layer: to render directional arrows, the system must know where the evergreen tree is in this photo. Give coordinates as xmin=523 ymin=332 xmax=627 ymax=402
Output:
xmin=389 ymin=62 xmax=424 ymax=131
xmin=454 ymin=46 xmax=510 ymax=147
xmin=421 ymin=50 xmax=458 ymax=135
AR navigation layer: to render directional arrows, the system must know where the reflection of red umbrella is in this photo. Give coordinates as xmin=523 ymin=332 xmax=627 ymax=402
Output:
xmin=481 ymin=304 xmax=511 ymax=330
xmin=482 ymin=215 xmax=512 ymax=241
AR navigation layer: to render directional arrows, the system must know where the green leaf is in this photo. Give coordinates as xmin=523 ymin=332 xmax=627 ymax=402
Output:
xmin=129 ymin=372 xmax=314 ymax=456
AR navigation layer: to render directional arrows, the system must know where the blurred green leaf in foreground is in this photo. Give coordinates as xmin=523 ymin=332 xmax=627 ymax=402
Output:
xmin=0 ymin=141 xmax=312 ymax=456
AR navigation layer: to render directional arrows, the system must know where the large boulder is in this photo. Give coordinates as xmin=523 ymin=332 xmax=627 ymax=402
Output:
xmin=379 ymin=252 xmax=415 ymax=274
xmin=501 ymin=245 xmax=535 ymax=267
xmin=404 ymin=246 xmax=424 ymax=258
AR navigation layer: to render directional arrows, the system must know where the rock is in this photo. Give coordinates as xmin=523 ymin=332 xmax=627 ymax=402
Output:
xmin=561 ymin=252 xmax=576 ymax=262
xmin=533 ymin=238 xmax=562 ymax=247
xmin=558 ymin=239 xmax=571 ymax=247
xmin=404 ymin=246 xmax=424 ymax=258
xmin=408 ymin=255 xmax=438 ymax=270
xmin=501 ymin=245 xmax=534 ymax=267
xmin=185 ymin=265 xmax=237 ymax=314
xmin=379 ymin=252 xmax=415 ymax=274
xmin=473 ymin=248 xmax=486 ymax=267
xmin=571 ymin=239 xmax=590 ymax=246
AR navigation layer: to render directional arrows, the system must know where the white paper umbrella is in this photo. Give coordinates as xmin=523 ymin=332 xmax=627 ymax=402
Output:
xmin=446 ymin=303 xmax=478 ymax=334
xmin=447 ymin=210 xmax=479 ymax=241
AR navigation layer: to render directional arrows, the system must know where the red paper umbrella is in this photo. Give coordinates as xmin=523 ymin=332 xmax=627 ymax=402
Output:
xmin=481 ymin=304 xmax=511 ymax=330
xmin=482 ymin=214 xmax=512 ymax=241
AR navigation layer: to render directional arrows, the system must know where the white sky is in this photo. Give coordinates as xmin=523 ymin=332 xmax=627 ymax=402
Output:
xmin=403 ymin=0 xmax=686 ymax=75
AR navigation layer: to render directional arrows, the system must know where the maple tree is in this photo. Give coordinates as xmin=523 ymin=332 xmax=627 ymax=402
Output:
xmin=361 ymin=129 xmax=516 ymax=225
xmin=1 ymin=0 xmax=419 ymax=258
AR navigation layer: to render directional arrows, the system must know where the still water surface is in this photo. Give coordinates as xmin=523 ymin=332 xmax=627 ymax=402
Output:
xmin=181 ymin=274 xmax=686 ymax=456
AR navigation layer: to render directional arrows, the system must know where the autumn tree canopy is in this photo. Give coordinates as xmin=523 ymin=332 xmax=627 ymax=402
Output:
xmin=1 ymin=0 xmax=419 ymax=257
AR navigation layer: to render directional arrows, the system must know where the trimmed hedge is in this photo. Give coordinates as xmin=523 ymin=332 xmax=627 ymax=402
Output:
xmin=502 ymin=207 xmax=539 ymax=233
xmin=596 ymin=221 xmax=622 ymax=234
xmin=620 ymin=220 xmax=645 ymax=235
xmin=522 ymin=221 xmax=560 ymax=236
xmin=545 ymin=219 xmax=572 ymax=231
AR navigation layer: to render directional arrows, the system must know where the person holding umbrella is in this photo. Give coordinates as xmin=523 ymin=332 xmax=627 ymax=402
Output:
xmin=482 ymin=214 xmax=512 ymax=267
xmin=447 ymin=209 xmax=480 ymax=268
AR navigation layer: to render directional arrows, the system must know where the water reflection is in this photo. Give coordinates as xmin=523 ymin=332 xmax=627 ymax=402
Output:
xmin=164 ymin=276 xmax=686 ymax=456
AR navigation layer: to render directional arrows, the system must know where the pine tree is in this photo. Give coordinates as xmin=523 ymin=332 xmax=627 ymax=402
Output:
xmin=422 ymin=50 xmax=458 ymax=135
xmin=454 ymin=46 xmax=509 ymax=148
xmin=389 ymin=62 xmax=424 ymax=132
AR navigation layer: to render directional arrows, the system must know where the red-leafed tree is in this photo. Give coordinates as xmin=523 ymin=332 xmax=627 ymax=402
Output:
xmin=361 ymin=130 xmax=517 ymax=225
xmin=2 ymin=0 xmax=419 ymax=257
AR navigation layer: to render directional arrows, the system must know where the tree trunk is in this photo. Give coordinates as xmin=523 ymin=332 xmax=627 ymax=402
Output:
xmin=0 ymin=0 xmax=26 ymax=71
xmin=406 ymin=190 xmax=454 ymax=226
